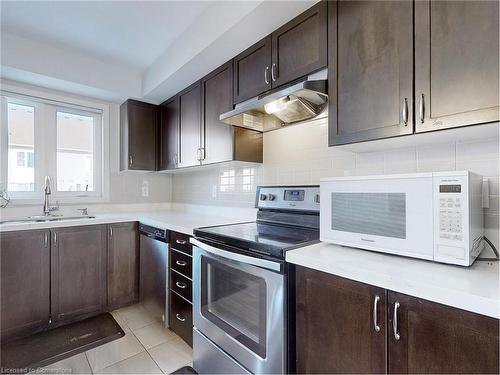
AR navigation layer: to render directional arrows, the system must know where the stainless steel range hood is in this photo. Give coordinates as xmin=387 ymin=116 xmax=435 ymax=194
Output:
xmin=220 ymin=69 xmax=328 ymax=132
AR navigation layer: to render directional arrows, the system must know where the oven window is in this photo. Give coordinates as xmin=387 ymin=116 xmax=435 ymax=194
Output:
xmin=332 ymin=192 xmax=406 ymax=239
xmin=201 ymin=257 xmax=267 ymax=358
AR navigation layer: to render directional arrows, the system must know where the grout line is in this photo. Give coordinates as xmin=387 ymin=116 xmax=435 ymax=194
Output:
xmin=84 ymin=352 xmax=94 ymax=374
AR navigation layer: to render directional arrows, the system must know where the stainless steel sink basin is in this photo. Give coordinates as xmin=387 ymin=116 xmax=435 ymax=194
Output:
xmin=0 ymin=215 xmax=96 ymax=224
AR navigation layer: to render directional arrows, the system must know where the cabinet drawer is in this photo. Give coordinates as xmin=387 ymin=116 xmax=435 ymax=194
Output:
xmin=170 ymin=291 xmax=193 ymax=347
xmin=171 ymin=249 xmax=192 ymax=279
xmin=170 ymin=271 xmax=192 ymax=302
xmin=170 ymin=231 xmax=192 ymax=255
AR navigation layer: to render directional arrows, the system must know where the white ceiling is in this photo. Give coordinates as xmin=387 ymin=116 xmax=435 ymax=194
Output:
xmin=1 ymin=1 xmax=212 ymax=69
xmin=0 ymin=0 xmax=318 ymax=103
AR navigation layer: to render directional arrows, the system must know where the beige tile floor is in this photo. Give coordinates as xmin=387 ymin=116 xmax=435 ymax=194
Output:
xmin=43 ymin=304 xmax=193 ymax=374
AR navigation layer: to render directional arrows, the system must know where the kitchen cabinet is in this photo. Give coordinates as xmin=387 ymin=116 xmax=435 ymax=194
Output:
xmin=202 ymin=61 xmax=263 ymax=165
xmin=414 ymin=0 xmax=499 ymax=132
xmin=51 ymin=225 xmax=107 ymax=323
xmin=233 ymin=36 xmax=272 ymax=104
xmin=169 ymin=231 xmax=193 ymax=347
xmin=271 ymin=1 xmax=327 ymax=87
xmin=159 ymin=96 xmax=179 ymax=170
xmin=296 ymin=266 xmax=500 ymax=374
xmin=178 ymin=82 xmax=202 ymax=168
xmin=328 ymin=0 xmax=414 ymax=146
xmin=107 ymin=222 xmax=139 ymax=310
xmin=233 ymin=2 xmax=327 ymax=105
xmin=0 ymin=230 xmax=50 ymax=341
xmin=120 ymin=99 xmax=159 ymax=171
xmin=296 ymin=266 xmax=386 ymax=374
xmin=388 ymin=291 xmax=499 ymax=374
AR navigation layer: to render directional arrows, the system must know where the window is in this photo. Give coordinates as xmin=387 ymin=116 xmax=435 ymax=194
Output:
xmin=1 ymin=91 xmax=106 ymax=202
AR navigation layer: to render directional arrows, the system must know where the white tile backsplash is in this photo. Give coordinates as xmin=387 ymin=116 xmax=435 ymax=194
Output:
xmin=172 ymin=119 xmax=499 ymax=249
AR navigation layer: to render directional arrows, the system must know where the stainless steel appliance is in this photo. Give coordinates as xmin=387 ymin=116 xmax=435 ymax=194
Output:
xmin=191 ymin=186 xmax=320 ymax=374
xmin=139 ymin=224 xmax=168 ymax=325
xmin=219 ymin=69 xmax=327 ymax=132
xmin=320 ymin=171 xmax=485 ymax=266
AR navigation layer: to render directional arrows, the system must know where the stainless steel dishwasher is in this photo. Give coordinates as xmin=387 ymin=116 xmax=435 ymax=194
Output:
xmin=139 ymin=224 xmax=168 ymax=326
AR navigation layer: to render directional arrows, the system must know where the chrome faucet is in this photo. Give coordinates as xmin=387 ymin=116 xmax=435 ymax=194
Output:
xmin=43 ymin=176 xmax=52 ymax=216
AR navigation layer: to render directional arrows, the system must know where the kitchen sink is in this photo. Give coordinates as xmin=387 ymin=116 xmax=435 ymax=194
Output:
xmin=0 ymin=215 xmax=96 ymax=224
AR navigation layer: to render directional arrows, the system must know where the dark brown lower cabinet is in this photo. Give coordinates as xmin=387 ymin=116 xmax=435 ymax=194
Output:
xmin=107 ymin=222 xmax=139 ymax=310
xmin=0 ymin=230 xmax=50 ymax=341
xmin=51 ymin=225 xmax=107 ymax=323
xmin=296 ymin=266 xmax=387 ymax=374
xmin=170 ymin=291 xmax=193 ymax=347
xmin=388 ymin=291 xmax=499 ymax=374
xmin=296 ymin=266 xmax=500 ymax=374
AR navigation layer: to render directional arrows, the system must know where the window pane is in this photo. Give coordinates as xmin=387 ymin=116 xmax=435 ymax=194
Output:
xmin=56 ymin=111 xmax=94 ymax=192
xmin=7 ymin=103 xmax=35 ymax=192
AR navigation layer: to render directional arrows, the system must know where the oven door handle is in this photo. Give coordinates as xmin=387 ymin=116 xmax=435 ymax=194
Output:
xmin=190 ymin=237 xmax=282 ymax=272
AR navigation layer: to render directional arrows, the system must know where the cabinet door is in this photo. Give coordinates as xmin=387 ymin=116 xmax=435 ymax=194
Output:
xmin=1 ymin=230 xmax=50 ymax=340
xmin=170 ymin=291 xmax=193 ymax=347
xmin=178 ymin=82 xmax=202 ymax=168
xmin=51 ymin=225 xmax=107 ymax=322
xmin=121 ymin=100 xmax=158 ymax=171
xmin=296 ymin=266 xmax=386 ymax=374
xmin=271 ymin=1 xmax=327 ymax=87
xmin=201 ymin=61 xmax=234 ymax=165
xmin=415 ymin=1 xmax=499 ymax=132
xmin=233 ymin=36 xmax=272 ymax=104
xmin=159 ymin=97 xmax=179 ymax=170
xmin=388 ymin=291 xmax=499 ymax=374
xmin=107 ymin=222 xmax=139 ymax=310
xmin=328 ymin=1 xmax=414 ymax=146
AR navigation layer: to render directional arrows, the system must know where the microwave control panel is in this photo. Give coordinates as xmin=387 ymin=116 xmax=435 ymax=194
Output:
xmin=438 ymin=185 xmax=464 ymax=242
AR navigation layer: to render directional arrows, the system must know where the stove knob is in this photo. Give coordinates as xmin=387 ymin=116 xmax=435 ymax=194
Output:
xmin=267 ymin=194 xmax=276 ymax=201
xmin=260 ymin=194 xmax=267 ymax=201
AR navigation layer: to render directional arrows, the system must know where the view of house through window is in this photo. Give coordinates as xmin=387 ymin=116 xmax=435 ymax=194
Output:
xmin=57 ymin=111 xmax=94 ymax=192
xmin=7 ymin=103 xmax=35 ymax=192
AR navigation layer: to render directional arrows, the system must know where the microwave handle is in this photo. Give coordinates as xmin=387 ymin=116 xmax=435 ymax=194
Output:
xmin=190 ymin=237 xmax=281 ymax=272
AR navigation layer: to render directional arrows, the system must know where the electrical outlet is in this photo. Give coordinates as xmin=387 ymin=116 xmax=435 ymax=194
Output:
xmin=142 ymin=185 xmax=149 ymax=197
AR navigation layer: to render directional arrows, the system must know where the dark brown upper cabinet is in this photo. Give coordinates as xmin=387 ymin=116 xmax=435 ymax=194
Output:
xmin=328 ymin=0 xmax=414 ymax=146
xmin=202 ymin=61 xmax=263 ymax=165
xmin=50 ymin=225 xmax=107 ymax=323
xmin=159 ymin=96 xmax=179 ymax=170
xmin=296 ymin=267 xmax=499 ymax=374
xmin=107 ymin=222 xmax=139 ymax=310
xmin=1 ymin=230 xmax=50 ymax=341
xmin=388 ymin=291 xmax=499 ymax=374
xmin=234 ymin=2 xmax=327 ymax=105
xmin=414 ymin=0 xmax=499 ymax=133
xmin=296 ymin=266 xmax=387 ymax=374
xmin=233 ymin=36 xmax=272 ymax=104
xmin=178 ymin=82 xmax=202 ymax=168
xmin=271 ymin=1 xmax=327 ymax=87
xmin=120 ymin=99 xmax=159 ymax=171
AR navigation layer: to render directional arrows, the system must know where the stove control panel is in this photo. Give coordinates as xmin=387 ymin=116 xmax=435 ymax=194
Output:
xmin=256 ymin=185 xmax=320 ymax=212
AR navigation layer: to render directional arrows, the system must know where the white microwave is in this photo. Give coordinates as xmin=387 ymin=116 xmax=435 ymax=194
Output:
xmin=320 ymin=171 xmax=484 ymax=266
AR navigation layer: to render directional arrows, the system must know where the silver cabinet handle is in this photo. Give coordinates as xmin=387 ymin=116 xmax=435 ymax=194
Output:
xmin=419 ymin=93 xmax=425 ymax=124
xmin=393 ymin=301 xmax=401 ymax=340
xmin=402 ymin=98 xmax=408 ymax=125
xmin=271 ymin=63 xmax=278 ymax=82
xmin=109 ymin=226 xmax=113 ymax=238
xmin=175 ymin=313 xmax=186 ymax=322
xmin=373 ymin=295 xmax=381 ymax=332
xmin=44 ymin=232 xmax=48 ymax=247
xmin=176 ymin=239 xmax=187 ymax=245
xmin=176 ymin=260 xmax=187 ymax=267
xmin=175 ymin=281 xmax=187 ymax=289
xmin=53 ymin=232 xmax=57 ymax=245
xmin=264 ymin=66 xmax=270 ymax=85
xmin=129 ymin=155 xmax=133 ymax=166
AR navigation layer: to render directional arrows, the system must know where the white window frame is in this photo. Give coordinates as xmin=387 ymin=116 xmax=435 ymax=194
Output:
xmin=0 ymin=83 xmax=110 ymax=204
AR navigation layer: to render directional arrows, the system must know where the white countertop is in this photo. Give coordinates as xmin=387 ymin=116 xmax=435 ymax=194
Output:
xmin=286 ymin=242 xmax=500 ymax=319
xmin=0 ymin=205 xmax=257 ymax=235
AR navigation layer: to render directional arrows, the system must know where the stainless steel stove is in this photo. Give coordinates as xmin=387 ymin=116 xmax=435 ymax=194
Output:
xmin=191 ymin=186 xmax=320 ymax=374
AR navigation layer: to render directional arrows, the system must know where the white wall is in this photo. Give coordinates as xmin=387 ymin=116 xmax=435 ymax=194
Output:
xmin=172 ymin=117 xmax=500 ymax=250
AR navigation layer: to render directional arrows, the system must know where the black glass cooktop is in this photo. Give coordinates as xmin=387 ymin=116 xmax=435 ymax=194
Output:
xmin=193 ymin=221 xmax=319 ymax=260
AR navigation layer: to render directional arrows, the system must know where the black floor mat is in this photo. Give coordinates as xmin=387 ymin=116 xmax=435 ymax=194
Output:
xmin=171 ymin=365 xmax=197 ymax=374
xmin=1 ymin=312 xmax=124 ymax=371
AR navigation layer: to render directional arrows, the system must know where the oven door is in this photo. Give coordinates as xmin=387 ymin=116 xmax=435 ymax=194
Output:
xmin=191 ymin=238 xmax=285 ymax=374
